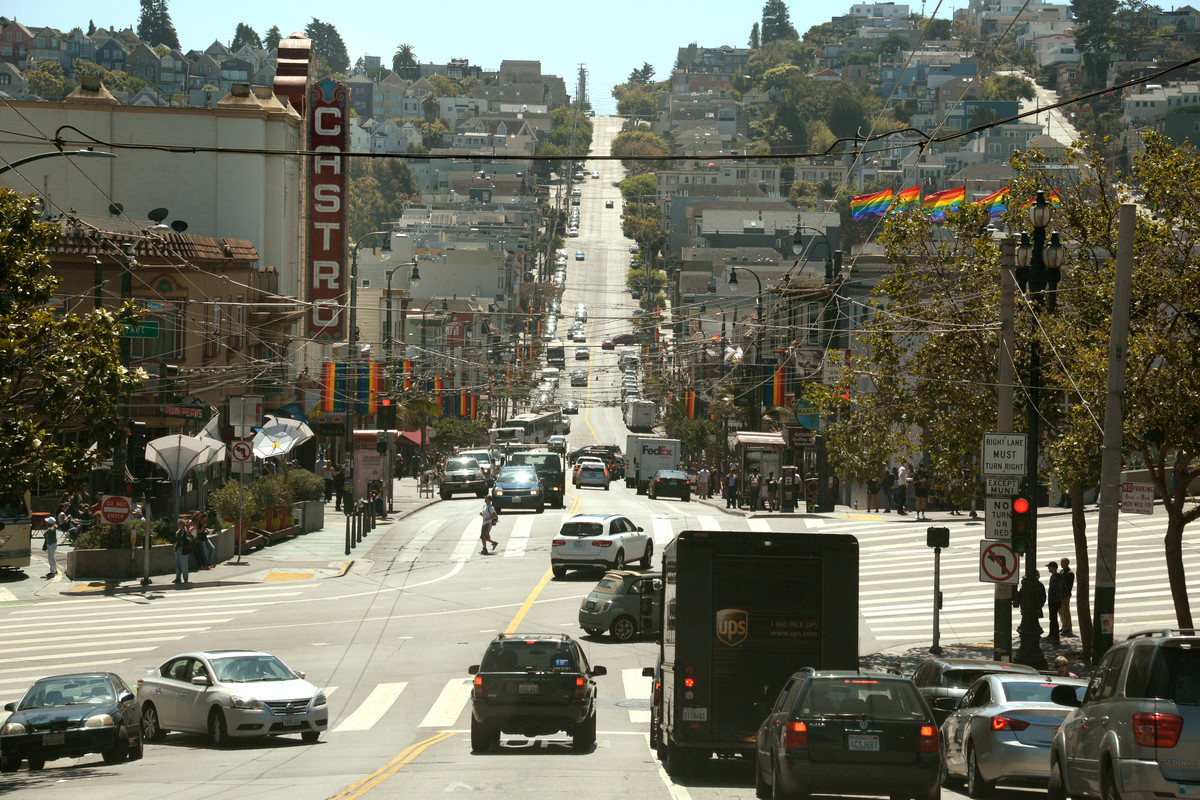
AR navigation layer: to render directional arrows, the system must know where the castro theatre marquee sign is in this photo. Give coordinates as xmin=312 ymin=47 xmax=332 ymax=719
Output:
xmin=307 ymin=78 xmax=348 ymax=340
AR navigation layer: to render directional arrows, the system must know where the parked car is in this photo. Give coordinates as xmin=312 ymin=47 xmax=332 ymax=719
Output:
xmin=1049 ymin=629 xmax=1200 ymax=800
xmin=912 ymin=657 xmax=1038 ymax=725
xmin=136 ymin=650 xmax=327 ymax=746
xmin=467 ymin=633 xmax=605 ymax=753
xmin=942 ymin=673 xmax=1088 ymax=796
xmin=756 ymin=669 xmax=941 ymax=800
xmin=439 ymin=457 xmax=488 ymax=500
xmin=573 ymin=462 xmax=610 ymax=491
xmin=629 ymin=244 xmax=639 ymax=254
xmin=551 ymin=514 xmax=652 ymax=577
xmin=579 ymin=570 xmax=663 ymax=641
xmin=0 ymin=672 xmax=143 ymax=772
xmin=491 ymin=466 xmax=544 ymax=514
xmin=647 ymin=469 xmax=690 ymax=501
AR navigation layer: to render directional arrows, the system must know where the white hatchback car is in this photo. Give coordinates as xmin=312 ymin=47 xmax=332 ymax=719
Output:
xmin=137 ymin=650 xmax=327 ymax=746
xmin=551 ymin=514 xmax=652 ymax=578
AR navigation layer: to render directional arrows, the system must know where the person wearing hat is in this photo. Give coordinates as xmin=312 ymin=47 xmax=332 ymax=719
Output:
xmin=1054 ymin=656 xmax=1078 ymax=678
xmin=41 ymin=516 xmax=59 ymax=579
xmin=1046 ymin=560 xmax=1064 ymax=645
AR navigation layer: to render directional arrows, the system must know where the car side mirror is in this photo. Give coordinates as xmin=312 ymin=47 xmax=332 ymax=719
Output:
xmin=3 ymin=702 xmax=14 ymax=712
xmin=591 ymin=666 xmax=607 ymax=677
xmin=468 ymin=665 xmax=480 ymax=675
xmin=637 ymin=526 xmax=644 ymax=532
xmin=118 ymin=690 xmax=135 ymax=704
xmin=190 ymin=675 xmax=211 ymax=686
xmin=293 ymin=670 xmax=306 ymax=680
xmin=933 ymin=697 xmax=958 ymax=712
xmin=1051 ymin=684 xmax=1082 ymax=708
xmin=642 ymin=666 xmax=655 ymax=678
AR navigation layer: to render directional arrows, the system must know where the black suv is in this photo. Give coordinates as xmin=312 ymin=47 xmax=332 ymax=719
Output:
xmin=1049 ymin=629 xmax=1200 ymax=800
xmin=467 ymin=633 xmax=606 ymax=753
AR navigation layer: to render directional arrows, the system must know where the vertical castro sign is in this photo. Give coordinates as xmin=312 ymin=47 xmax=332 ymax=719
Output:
xmin=307 ymin=78 xmax=348 ymax=340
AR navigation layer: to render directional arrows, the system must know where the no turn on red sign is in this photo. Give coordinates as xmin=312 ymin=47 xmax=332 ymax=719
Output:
xmin=100 ymin=495 xmax=133 ymax=525
xmin=979 ymin=540 xmax=1019 ymax=584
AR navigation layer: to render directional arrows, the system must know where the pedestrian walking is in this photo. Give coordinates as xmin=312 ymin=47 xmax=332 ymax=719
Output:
xmin=882 ymin=467 xmax=895 ymax=513
xmin=192 ymin=512 xmax=215 ymax=570
xmin=914 ymin=469 xmax=931 ymax=520
xmin=42 ymin=517 xmax=58 ymax=578
xmin=173 ymin=518 xmax=193 ymax=585
xmin=698 ymin=466 xmax=710 ymax=499
xmin=332 ymin=464 xmax=345 ymax=512
xmin=322 ymin=458 xmax=335 ymax=504
xmin=726 ymin=470 xmax=739 ymax=509
xmin=1058 ymin=557 xmax=1075 ymax=636
xmin=765 ymin=471 xmax=778 ymax=511
xmin=747 ymin=468 xmax=762 ymax=511
xmin=866 ymin=474 xmax=880 ymax=513
xmin=1046 ymin=561 xmax=1064 ymax=644
xmin=479 ymin=494 xmax=499 ymax=554
xmin=894 ymin=463 xmax=909 ymax=515
xmin=905 ymin=464 xmax=917 ymax=512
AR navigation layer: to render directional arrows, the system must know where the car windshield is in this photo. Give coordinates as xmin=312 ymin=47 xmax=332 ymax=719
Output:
xmin=581 ymin=466 xmax=604 ymax=474
xmin=509 ymin=453 xmax=561 ymax=472
xmin=209 ymin=654 xmax=296 ymax=683
xmin=944 ymin=668 xmax=1009 ymax=689
xmin=1000 ymin=680 xmax=1086 ymax=704
xmin=20 ymin=677 xmax=113 ymax=709
xmin=446 ymin=458 xmax=479 ymax=471
xmin=560 ymin=522 xmax=604 ymax=537
xmin=497 ymin=468 xmax=538 ymax=483
xmin=482 ymin=641 xmax=577 ymax=673
xmin=462 ymin=453 xmax=491 ymax=466
xmin=801 ymin=678 xmax=927 ymax=720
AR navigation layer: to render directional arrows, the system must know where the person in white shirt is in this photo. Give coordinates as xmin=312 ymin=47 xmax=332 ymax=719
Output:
xmin=479 ymin=495 xmax=499 ymax=554
xmin=895 ymin=463 xmax=909 ymax=515
xmin=697 ymin=467 xmax=710 ymax=499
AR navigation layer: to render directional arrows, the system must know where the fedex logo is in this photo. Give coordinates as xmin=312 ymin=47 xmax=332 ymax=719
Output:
xmin=642 ymin=444 xmax=675 ymax=456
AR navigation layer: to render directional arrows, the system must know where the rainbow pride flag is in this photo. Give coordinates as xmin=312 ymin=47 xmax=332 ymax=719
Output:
xmin=924 ymin=186 xmax=966 ymax=220
xmin=890 ymin=185 xmax=921 ymax=212
xmin=850 ymin=188 xmax=894 ymax=221
xmin=975 ymin=188 xmax=1008 ymax=218
xmin=1021 ymin=190 xmax=1062 ymax=209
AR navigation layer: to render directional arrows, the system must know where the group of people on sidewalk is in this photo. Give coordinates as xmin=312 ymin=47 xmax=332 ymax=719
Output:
xmin=723 ymin=467 xmax=795 ymax=511
xmin=1013 ymin=556 xmax=1076 ymax=646
xmin=173 ymin=511 xmax=215 ymax=585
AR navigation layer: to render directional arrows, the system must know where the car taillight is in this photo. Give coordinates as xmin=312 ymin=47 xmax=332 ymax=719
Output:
xmin=574 ymin=676 xmax=586 ymax=699
xmin=653 ymin=680 xmax=662 ymax=703
xmin=1132 ymin=713 xmax=1183 ymax=747
xmin=593 ymin=540 xmax=612 ymax=548
xmin=919 ymin=725 xmax=939 ymax=754
xmin=552 ymin=539 xmax=565 ymax=546
xmin=785 ymin=721 xmax=809 ymax=750
xmin=473 ymin=675 xmax=484 ymax=699
xmin=990 ymin=716 xmax=1030 ymax=732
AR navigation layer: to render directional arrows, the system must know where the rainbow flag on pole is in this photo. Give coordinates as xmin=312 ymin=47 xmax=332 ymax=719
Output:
xmin=850 ymin=188 xmax=894 ymax=221
xmin=974 ymin=188 xmax=1009 ymax=218
xmin=889 ymin=185 xmax=921 ymax=212
xmin=923 ymin=186 xmax=966 ymax=220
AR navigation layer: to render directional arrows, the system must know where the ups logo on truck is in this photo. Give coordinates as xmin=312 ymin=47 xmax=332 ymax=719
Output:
xmin=715 ymin=608 xmax=748 ymax=646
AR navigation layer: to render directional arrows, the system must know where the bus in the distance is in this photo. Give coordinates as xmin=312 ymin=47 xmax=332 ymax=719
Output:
xmin=546 ymin=339 xmax=566 ymax=367
xmin=0 ymin=492 xmax=33 ymax=572
xmin=508 ymin=410 xmax=568 ymax=444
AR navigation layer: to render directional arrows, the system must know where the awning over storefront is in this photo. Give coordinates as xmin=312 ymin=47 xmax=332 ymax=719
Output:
xmin=398 ymin=427 xmax=436 ymax=447
xmin=734 ymin=431 xmax=786 ymax=448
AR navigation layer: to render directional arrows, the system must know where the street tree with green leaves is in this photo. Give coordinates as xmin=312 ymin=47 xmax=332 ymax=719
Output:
xmin=231 ymin=23 xmax=262 ymax=51
xmin=0 ymin=190 xmax=147 ymax=497
xmin=761 ymin=0 xmax=799 ymax=43
xmin=304 ymin=18 xmax=349 ymax=76
xmin=610 ymin=130 xmax=669 ymax=175
xmin=25 ymin=61 xmax=69 ymax=101
xmin=136 ymin=0 xmax=180 ymax=49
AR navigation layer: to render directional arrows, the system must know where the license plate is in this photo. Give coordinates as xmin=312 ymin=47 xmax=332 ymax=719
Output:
xmin=42 ymin=732 xmax=65 ymax=746
xmin=519 ymin=683 xmax=539 ymax=695
xmin=282 ymin=716 xmax=301 ymax=726
xmin=681 ymin=706 xmax=707 ymax=721
xmin=847 ymin=734 xmax=879 ymax=751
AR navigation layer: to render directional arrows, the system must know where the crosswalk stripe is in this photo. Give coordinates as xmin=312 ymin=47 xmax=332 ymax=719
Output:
xmin=0 ymin=588 xmax=19 ymax=603
xmin=0 ymin=658 xmax=132 ymax=682
xmin=0 ymin=647 xmax=153 ymax=667
xmin=418 ymin=678 xmax=473 ymax=728
xmin=396 ymin=519 xmax=443 ymax=563
xmin=5 ymin=589 xmax=305 ymax=616
xmin=622 ymin=667 xmax=651 ymax=724
xmin=0 ymin=613 xmax=247 ymax=635
xmin=452 ymin=518 xmax=483 ymax=561
xmin=331 ymin=682 xmax=407 ymax=732
xmin=652 ymin=518 xmax=674 ymax=546
xmin=696 ymin=516 xmax=720 ymax=531
xmin=503 ymin=515 xmax=535 ymax=558
xmin=0 ymin=633 xmax=188 ymax=655
xmin=747 ymin=518 xmax=772 ymax=532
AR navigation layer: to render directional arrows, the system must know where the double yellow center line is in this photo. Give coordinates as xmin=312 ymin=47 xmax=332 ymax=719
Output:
xmin=327 ymin=730 xmax=456 ymax=800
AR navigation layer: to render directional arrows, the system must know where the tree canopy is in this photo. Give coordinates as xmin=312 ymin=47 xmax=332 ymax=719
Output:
xmin=231 ymin=23 xmax=262 ymax=51
xmin=761 ymin=0 xmax=799 ymax=43
xmin=136 ymin=0 xmax=180 ymax=50
xmin=305 ymin=18 xmax=349 ymax=76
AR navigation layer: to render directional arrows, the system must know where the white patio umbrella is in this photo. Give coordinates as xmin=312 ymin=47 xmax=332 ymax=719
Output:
xmin=251 ymin=424 xmax=302 ymax=460
xmin=146 ymin=434 xmax=215 ymax=520
xmin=264 ymin=415 xmax=314 ymax=447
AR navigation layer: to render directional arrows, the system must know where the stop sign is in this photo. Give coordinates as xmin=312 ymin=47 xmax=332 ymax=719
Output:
xmin=100 ymin=495 xmax=132 ymax=525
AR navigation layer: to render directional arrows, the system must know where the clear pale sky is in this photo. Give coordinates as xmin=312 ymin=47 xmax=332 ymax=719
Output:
xmin=12 ymin=1 xmax=964 ymax=114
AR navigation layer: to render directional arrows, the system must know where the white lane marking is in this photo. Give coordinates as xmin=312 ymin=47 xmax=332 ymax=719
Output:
xmin=396 ymin=519 xmax=444 ymax=563
xmin=696 ymin=516 xmax=720 ymax=531
xmin=0 ymin=613 xmax=249 ymax=635
xmin=331 ymin=682 xmax=408 ymax=732
xmin=0 ymin=646 xmax=160 ymax=667
xmin=748 ymin=518 xmax=772 ymax=532
xmin=0 ymin=588 xmax=18 ymax=603
xmin=648 ymin=733 xmax=696 ymax=799
xmin=806 ymin=518 xmax=827 ymax=529
xmin=0 ymin=659 xmax=132 ymax=680
xmin=652 ymin=518 xmax=674 ymax=546
xmin=623 ymin=667 xmax=652 ymax=724
xmin=418 ymin=678 xmax=474 ymax=728
xmin=503 ymin=515 xmax=535 ymax=558
xmin=452 ymin=518 xmax=483 ymax=561
xmin=4 ymin=589 xmax=304 ymax=616
xmin=0 ymin=633 xmax=188 ymax=655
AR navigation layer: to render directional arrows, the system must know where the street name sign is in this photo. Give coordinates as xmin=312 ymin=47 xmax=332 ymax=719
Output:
xmin=1121 ymin=481 xmax=1155 ymax=515
xmin=984 ymin=497 xmax=1013 ymax=540
xmin=100 ymin=494 xmax=132 ymax=525
xmin=979 ymin=540 xmax=1019 ymax=584
xmin=122 ymin=320 xmax=160 ymax=339
xmin=981 ymin=433 xmax=1027 ymax=476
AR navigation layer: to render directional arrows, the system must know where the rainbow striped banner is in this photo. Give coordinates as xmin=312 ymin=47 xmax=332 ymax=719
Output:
xmin=368 ymin=361 xmax=383 ymax=413
xmin=772 ymin=365 xmax=785 ymax=407
xmin=321 ymin=362 xmax=336 ymax=412
xmin=851 ymin=188 xmax=894 ymax=221
xmin=975 ymin=188 xmax=1008 ymax=218
xmin=923 ymin=186 xmax=966 ymax=220
xmin=686 ymin=391 xmax=695 ymax=419
xmin=890 ymin=185 xmax=921 ymax=212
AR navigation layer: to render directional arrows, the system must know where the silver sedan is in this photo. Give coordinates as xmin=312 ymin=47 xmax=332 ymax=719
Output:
xmin=137 ymin=650 xmax=328 ymax=746
xmin=941 ymin=672 xmax=1087 ymax=796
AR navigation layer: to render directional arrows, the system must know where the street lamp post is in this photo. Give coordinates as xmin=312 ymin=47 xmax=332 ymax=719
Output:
xmin=1012 ymin=190 xmax=1066 ymax=669
xmin=385 ymin=261 xmax=419 ymax=368
xmin=0 ymin=148 xmax=115 ymax=175
xmin=728 ymin=265 xmax=765 ymax=429
xmin=345 ymin=231 xmax=392 ymax=461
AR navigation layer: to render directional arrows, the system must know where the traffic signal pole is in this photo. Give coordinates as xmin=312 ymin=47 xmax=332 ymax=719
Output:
xmin=994 ymin=237 xmax=1016 ymax=662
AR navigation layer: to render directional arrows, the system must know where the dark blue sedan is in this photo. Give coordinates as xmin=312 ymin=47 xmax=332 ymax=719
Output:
xmin=491 ymin=467 xmax=545 ymax=513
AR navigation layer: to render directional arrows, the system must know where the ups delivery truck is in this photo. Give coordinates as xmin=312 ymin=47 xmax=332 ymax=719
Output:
xmin=649 ymin=530 xmax=859 ymax=776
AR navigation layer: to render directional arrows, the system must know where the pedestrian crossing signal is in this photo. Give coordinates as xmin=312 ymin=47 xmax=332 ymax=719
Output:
xmin=1011 ymin=495 xmax=1032 ymax=553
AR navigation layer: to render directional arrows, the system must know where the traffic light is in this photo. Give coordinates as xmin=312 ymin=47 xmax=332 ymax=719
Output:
xmin=1011 ymin=494 xmax=1032 ymax=553
xmin=379 ymin=397 xmax=396 ymax=430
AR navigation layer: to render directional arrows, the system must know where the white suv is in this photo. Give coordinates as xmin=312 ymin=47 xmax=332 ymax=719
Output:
xmin=551 ymin=515 xmax=651 ymax=578
xmin=1049 ymin=629 xmax=1200 ymax=800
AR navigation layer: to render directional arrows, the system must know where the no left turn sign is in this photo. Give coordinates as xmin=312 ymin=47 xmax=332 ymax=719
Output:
xmin=232 ymin=441 xmax=253 ymax=462
xmin=979 ymin=540 xmax=1019 ymax=584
